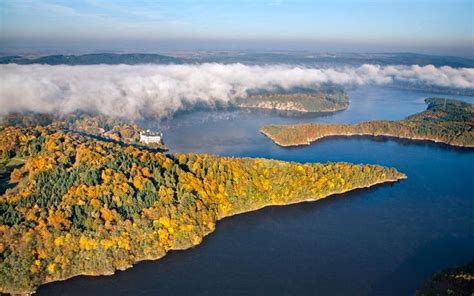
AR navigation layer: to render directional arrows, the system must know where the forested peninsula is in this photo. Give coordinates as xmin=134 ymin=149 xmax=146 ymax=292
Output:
xmin=237 ymin=86 xmax=349 ymax=113
xmin=0 ymin=115 xmax=405 ymax=294
xmin=261 ymin=98 xmax=474 ymax=148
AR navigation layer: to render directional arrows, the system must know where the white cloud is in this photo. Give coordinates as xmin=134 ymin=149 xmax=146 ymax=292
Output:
xmin=1 ymin=63 xmax=472 ymax=119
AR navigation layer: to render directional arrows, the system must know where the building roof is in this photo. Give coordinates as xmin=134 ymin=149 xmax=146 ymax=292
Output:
xmin=140 ymin=129 xmax=162 ymax=137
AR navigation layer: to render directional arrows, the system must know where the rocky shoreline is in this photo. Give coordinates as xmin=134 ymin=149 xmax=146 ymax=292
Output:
xmin=238 ymin=100 xmax=348 ymax=113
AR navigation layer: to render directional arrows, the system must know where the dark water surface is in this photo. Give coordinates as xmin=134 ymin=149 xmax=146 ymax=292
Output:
xmin=38 ymin=86 xmax=474 ymax=296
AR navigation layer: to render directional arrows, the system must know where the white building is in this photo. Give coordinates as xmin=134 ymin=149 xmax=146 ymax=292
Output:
xmin=140 ymin=129 xmax=163 ymax=144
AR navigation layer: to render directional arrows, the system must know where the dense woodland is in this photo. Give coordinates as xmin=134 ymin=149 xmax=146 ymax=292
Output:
xmin=416 ymin=260 xmax=474 ymax=296
xmin=261 ymin=98 xmax=474 ymax=147
xmin=1 ymin=112 xmax=166 ymax=150
xmin=0 ymin=116 xmax=404 ymax=294
xmin=238 ymin=86 xmax=349 ymax=113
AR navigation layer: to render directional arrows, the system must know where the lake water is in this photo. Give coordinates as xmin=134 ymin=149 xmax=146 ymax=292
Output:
xmin=38 ymin=86 xmax=474 ymax=295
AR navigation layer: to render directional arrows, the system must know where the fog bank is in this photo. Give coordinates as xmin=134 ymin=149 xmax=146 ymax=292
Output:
xmin=1 ymin=63 xmax=472 ymax=119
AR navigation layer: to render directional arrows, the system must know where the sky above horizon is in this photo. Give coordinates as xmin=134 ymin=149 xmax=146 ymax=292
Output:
xmin=0 ymin=0 xmax=473 ymax=57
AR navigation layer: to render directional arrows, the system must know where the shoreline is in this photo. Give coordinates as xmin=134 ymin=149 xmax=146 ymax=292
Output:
xmin=237 ymin=103 xmax=349 ymax=114
xmin=17 ymin=174 xmax=405 ymax=295
xmin=260 ymin=128 xmax=474 ymax=149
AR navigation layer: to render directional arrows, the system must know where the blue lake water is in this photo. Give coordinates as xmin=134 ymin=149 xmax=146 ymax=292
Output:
xmin=38 ymin=86 xmax=474 ymax=295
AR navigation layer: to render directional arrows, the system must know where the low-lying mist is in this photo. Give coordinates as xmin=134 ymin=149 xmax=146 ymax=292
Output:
xmin=1 ymin=63 xmax=472 ymax=119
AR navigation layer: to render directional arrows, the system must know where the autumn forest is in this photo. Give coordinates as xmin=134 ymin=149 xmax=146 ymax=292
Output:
xmin=0 ymin=116 xmax=405 ymax=294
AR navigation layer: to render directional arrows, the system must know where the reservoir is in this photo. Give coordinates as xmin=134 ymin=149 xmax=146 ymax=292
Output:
xmin=38 ymin=86 xmax=474 ymax=295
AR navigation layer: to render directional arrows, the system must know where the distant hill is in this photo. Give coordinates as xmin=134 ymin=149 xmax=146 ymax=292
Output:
xmin=0 ymin=53 xmax=186 ymax=65
xmin=1 ymin=52 xmax=473 ymax=67
xmin=191 ymin=52 xmax=474 ymax=68
xmin=325 ymin=52 xmax=474 ymax=68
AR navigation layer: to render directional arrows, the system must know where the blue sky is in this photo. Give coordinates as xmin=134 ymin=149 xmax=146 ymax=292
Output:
xmin=0 ymin=0 xmax=473 ymax=56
